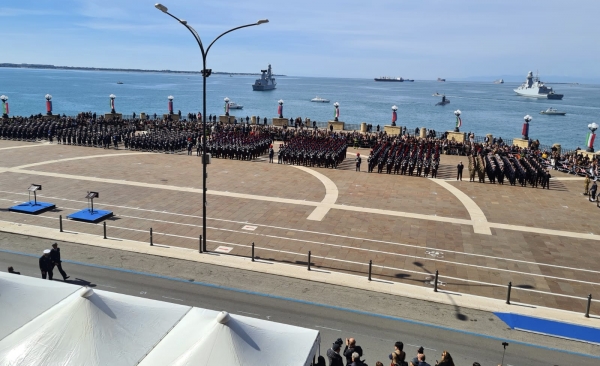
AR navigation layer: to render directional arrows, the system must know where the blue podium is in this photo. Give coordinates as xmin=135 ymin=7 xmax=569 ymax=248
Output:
xmin=9 ymin=184 xmax=56 ymax=214
xmin=67 ymin=191 xmax=113 ymax=223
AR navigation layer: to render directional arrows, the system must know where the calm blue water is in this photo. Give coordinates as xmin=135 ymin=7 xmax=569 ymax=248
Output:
xmin=1 ymin=67 xmax=599 ymax=149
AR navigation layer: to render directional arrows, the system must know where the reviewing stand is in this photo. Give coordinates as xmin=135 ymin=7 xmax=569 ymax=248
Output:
xmin=9 ymin=184 xmax=56 ymax=214
xmin=67 ymin=191 xmax=113 ymax=223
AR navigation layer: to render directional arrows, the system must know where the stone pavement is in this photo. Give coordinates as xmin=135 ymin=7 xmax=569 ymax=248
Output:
xmin=0 ymin=139 xmax=598 ymax=316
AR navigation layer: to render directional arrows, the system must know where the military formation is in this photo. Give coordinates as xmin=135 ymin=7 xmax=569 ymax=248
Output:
xmin=367 ymin=140 xmax=441 ymax=177
xmin=277 ymin=135 xmax=347 ymax=168
xmin=207 ymin=131 xmax=272 ymax=160
xmin=468 ymin=153 xmax=551 ymax=188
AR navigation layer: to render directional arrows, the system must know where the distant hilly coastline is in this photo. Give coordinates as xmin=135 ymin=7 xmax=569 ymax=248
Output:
xmin=0 ymin=63 xmax=286 ymax=77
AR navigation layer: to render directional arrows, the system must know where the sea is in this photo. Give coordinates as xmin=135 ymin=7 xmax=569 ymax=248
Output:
xmin=1 ymin=67 xmax=599 ymax=150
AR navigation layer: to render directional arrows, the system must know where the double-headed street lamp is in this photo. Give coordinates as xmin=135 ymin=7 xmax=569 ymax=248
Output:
xmin=155 ymin=3 xmax=268 ymax=252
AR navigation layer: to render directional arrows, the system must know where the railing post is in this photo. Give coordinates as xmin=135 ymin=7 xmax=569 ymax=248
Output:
xmin=506 ymin=282 xmax=512 ymax=305
xmin=368 ymin=260 xmax=372 ymax=281
xmin=103 ymin=221 xmax=107 ymax=239
xmin=308 ymin=251 xmax=311 ymax=271
xmin=150 ymin=227 xmax=153 ymax=246
xmin=59 ymin=215 xmax=63 ymax=232
xmin=585 ymin=294 xmax=592 ymax=318
xmin=251 ymin=242 xmax=255 ymax=262
xmin=434 ymin=270 xmax=439 ymax=292
xmin=199 ymin=235 xmax=202 ymax=253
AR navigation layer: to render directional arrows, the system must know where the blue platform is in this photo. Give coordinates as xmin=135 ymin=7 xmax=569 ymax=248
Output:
xmin=67 ymin=209 xmax=113 ymax=223
xmin=9 ymin=201 xmax=56 ymax=214
xmin=495 ymin=312 xmax=600 ymax=345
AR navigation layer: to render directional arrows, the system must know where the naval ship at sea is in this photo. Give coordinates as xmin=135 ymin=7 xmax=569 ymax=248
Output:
xmin=252 ymin=64 xmax=276 ymax=91
xmin=514 ymin=71 xmax=563 ymax=100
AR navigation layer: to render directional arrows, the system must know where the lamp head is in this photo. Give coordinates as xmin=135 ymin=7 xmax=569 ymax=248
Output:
xmin=454 ymin=109 xmax=461 ymax=116
xmin=0 ymin=95 xmax=7 ymax=102
xmin=180 ymin=19 xmax=187 ymax=25
xmin=224 ymin=97 xmax=230 ymax=103
xmin=109 ymin=94 xmax=116 ymax=99
xmin=334 ymin=102 xmax=339 ymax=107
xmin=168 ymin=95 xmax=174 ymax=101
xmin=589 ymin=122 xmax=599 ymax=131
xmin=278 ymin=99 xmax=284 ymax=105
xmin=45 ymin=94 xmax=52 ymax=101
xmin=524 ymin=115 xmax=532 ymax=122
xmin=257 ymin=19 xmax=269 ymax=25
xmin=154 ymin=3 xmax=168 ymax=12
xmin=392 ymin=105 xmax=398 ymax=111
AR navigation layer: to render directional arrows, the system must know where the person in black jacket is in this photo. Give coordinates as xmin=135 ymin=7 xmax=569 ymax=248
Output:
xmin=39 ymin=250 xmax=53 ymax=280
xmin=343 ymin=338 xmax=363 ymax=366
xmin=50 ymin=243 xmax=69 ymax=281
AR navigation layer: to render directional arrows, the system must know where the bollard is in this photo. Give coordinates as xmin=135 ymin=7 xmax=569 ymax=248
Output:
xmin=251 ymin=242 xmax=255 ymax=262
xmin=585 ymin=294 xmax=592 ymax=318
xmin=103 ymin=221 xmax=107 ymax=239
xmin=308 ymin=251 xmax=311 ymax=271
xmin=506 ymin=282 xmax=512 ymax=305
xmin=434 ymin=270 xmax=439 ymax=292
xmin=368 ymin=260 xmax=372 ymax=281
xmin=199 ymin=235 xmax=202 ymax=253
xmin=59 ymin=215 xmax=63 ymax=232
xmin=150 ymin=227 xmax=153 ymax=246
xmin=201 ymin=234 xmax=205 ymax=253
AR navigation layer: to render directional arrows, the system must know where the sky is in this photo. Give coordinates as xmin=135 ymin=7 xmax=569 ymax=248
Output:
xmin=1 ymin=0 xmax=599 ymax=80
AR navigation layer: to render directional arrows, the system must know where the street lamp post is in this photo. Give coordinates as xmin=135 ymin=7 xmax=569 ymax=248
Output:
xmin=1 ymin=95 xmax=8 ymax=119
xmin=155 ymin=3 xmax=268 ymax=252
xmin=334 ymin=102 xmax=340 ymax=122
xmin=109 ymin=94 xmax=116 ymax=114
xmin=522 ymin=115 xmax=532 ymax=140
xmin=168 ymin=95 xmax=174 ymax=115
xmin=278 ymin=99 xmax=284 ymax=118
xmin=45 ymin=94 xmax=53 ymax=116
xmin=391 ymin=105 xmax=398 ymax=127
xmin=586 ymin=122 xmax=598 ymax=153
xmin=224 ymin=97 xmax=230 ymax=116
xmin=454 ymin=110 xmax=462 ymax=132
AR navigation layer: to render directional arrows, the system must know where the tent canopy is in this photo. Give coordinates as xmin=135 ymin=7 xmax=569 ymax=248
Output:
xmin=0 ymin=272 xmax=320 ymax=366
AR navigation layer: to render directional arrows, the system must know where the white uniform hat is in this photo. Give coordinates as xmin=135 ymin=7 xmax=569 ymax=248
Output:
xmin=43 ymin=249 xmax=51 ymax=254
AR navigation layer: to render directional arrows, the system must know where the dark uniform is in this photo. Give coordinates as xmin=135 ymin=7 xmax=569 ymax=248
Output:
xmin=355 ymin=154 xmax=362 ymax=172
xmin=39 ymin=251 xmax=53 ymax=280
xmin=50 ymin=244 xmax=69 ymax=280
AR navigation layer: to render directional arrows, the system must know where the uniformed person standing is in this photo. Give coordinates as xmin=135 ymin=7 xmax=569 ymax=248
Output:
xmin=457 ymin=161 xmax=464 ymax=181
xmin=269 ymin=145 xmax=274 ymax=163
xmin=355 ymin=153 xmax=362 ymax=172
xmin=39 ymin=249 xmax=53 ymax=280
xmin=50 ymin=243 xmax=69 ymax=281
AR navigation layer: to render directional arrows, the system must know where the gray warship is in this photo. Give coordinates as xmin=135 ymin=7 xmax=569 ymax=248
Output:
xmin=252 ymin=64 xmax=276 ymax=91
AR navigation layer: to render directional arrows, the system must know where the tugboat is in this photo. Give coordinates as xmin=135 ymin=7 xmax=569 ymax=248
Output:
xmin=437 ymin=77 xmax=446 ymax=82
xmin=514 ymin=71 xmax=563 ymax=99
xmin=494 ymin=79 xmax=504 ymax=84
xmin=252 ymin=64 xmax=277 ymax=91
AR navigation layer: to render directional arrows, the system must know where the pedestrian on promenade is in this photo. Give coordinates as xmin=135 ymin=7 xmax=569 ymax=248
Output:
xmin=355 ymin=153 xmax=362 ymax=172
xmin=50 ymin=243 xmax=69 ymax=281
xmin=589 ymin=180 xmax=597 ymax=202
xmin=343 ymin=338 xmax=363 ymax=366
xmin=8 ymin=266 xmax=20 ymax=275
xmin=39 ymin=249 xmax=53 ymax=280
xmin=584 ymin=174 xmax=591 ymax=195
xmin=389 ymin=341 xmax=406 ymax=365
xmin=327 ymin=339 xmax=344 ymax=366
xmin=434 ymin=350 xmax=454 ymax=366
xmin=456 ymin=161 xmax=464 ymax=181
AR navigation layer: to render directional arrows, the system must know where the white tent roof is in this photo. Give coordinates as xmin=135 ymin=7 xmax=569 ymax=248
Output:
xmin=139 ymin=308 xmax=321 ymax=366
xmin=0 ymin=272 xmax=320 ymax=366
xmin=0 ymin=271 xmax=78 ymax=340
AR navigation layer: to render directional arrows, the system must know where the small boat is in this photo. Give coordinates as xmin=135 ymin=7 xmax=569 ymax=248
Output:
xmin=117 ymin=81 xmax=124 ymax=84
xmin=311 ymin=96 xmax=330 ymax=103
xmin=494 ymin=79 xmax=504 ymax=84
xmin=539 ymin=107 xmax=566 ymax=116
xmin=432 ymin=92 xmax=442 ymax=97
xmin=228 ymin=102 xmax=244 ymax=109
xmin=404 ymin=79 xmax=414 ymax=82
xmin=374 ymin=77 xmax=404 ymax=82
xmin=437 ymin=78 xmax=446 ymax=82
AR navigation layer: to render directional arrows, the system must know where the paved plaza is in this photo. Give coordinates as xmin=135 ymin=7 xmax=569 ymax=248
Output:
xmin=0 ymin=139 xmax=598 ymax=315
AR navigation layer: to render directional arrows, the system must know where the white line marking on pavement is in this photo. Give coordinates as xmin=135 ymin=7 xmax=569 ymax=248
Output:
xmin=237 ymin=311 xmax=261 ymax=316
xmin=162 ymin=296 xmax=184 ymax=302
xmin=292 ymin=166 xmax=339 ymax=221
xmin=315 ymin=325 xmax=342 ymax=332
xmin=98 ymin=284 xmax=116 ymax=289
xmin=430 ymin=178 xmax=491 ymax=235
xmin=0 ymin=143 xmax=52 ymax=150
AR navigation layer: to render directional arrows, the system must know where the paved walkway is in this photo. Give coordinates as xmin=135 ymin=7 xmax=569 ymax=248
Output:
xmin=0 ymin=140 xmax=598 ymax=315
